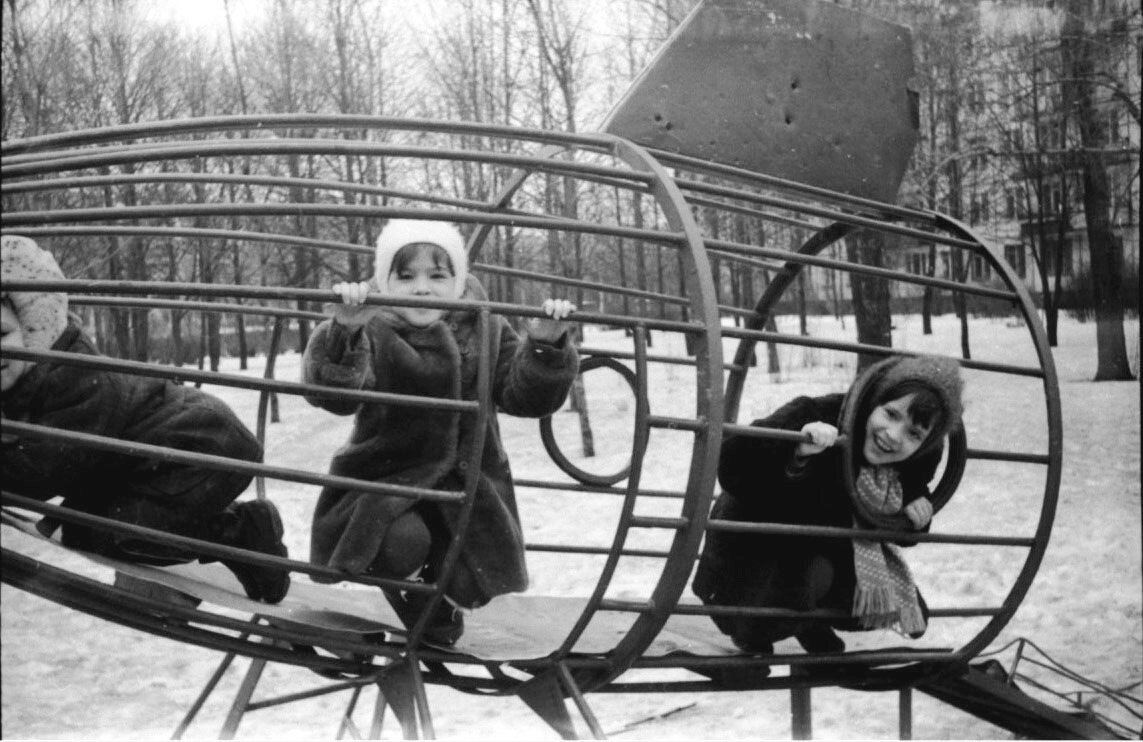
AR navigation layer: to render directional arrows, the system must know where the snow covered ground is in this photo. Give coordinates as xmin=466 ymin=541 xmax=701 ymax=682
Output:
xmin=2 ymin=312 xmax=1139 ymax=740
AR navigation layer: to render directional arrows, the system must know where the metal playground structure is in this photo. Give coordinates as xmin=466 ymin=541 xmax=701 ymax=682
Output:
xmin=1 ymin=1 xmax=1133 ymax=739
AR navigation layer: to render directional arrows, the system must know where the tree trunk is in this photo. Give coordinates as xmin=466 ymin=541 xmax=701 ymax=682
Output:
xmin=1062 ymin=2 xmax=1133 ymax=380
xmin=847 ymin=231 xmax=893 ymax=372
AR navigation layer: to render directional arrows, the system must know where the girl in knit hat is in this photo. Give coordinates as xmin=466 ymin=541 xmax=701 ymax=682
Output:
xmin=2 ymin=235 xmax=291 ymax=604
xmin=302 ymin=219 xmax=579 ymax=644
xmin=692 ymin=354 xmax=964 ymax=673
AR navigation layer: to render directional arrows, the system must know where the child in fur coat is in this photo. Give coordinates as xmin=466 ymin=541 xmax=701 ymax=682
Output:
xmin=1 ymin=235 xmax=290 ymax=603
xmin=302 ymin=219 xmax=579 ymax=644
xmin=692 ymin=355 xmax=964 ymax=668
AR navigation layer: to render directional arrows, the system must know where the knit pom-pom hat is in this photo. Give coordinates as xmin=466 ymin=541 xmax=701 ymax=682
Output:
xmin=374 ymin=219 xmax=468 ymax=299
xmin=1 ymin=235 xmax=68 ymax=351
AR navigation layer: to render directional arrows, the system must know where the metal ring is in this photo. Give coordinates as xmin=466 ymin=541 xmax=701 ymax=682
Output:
xmin=539 ymin=355 xmax=638 ymax=487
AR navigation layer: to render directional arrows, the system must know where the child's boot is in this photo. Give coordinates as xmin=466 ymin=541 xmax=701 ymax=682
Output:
xmin=382 ymin=585 xmax=464 ymax=646
xmin=199 ymin=500 xmax=291 ymax=604
xmin=796 ymin=624 xmax=846 ymax=653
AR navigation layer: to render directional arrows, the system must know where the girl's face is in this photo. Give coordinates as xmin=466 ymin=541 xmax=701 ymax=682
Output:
xmin=385 ymin=244 xmax=457 ymax=328
xmin=1 ymin=302 xmax=32 ymax=393
xmin=862 ymin=393 xmax=933 ymax=466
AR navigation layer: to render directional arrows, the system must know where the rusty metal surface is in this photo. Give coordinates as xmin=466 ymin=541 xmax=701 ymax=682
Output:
xmin=601 ymin=0 xmax=919 ymax=202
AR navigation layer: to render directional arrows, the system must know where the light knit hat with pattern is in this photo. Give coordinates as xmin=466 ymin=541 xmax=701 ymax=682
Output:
xmin=1 ymin=235 xmax=68 ymax=351
xmin=373 ymin=219 xmax=468 ymax=299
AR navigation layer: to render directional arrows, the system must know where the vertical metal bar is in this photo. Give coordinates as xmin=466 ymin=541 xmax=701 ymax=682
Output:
xmin=171 ymin=649 xmax=243 ymax=739
xmin=336 ymin=685 xmax=365 ymax=739
xmin=369 ymin=687 xmax=388 ymax=740
xmin=899 ymin=687 xmax=913 ymax=739
xmin=790 ymin=672 xmax=812 ymax=740
xmin=1007 ymin=637 xmax=1026 ymax=685
xmin=254 ymin=316 xmax=286 ymax=500
xmin=408 ymin=656 xmax=436 ymax=740
xmin=556 ymin=663 xmax=606 ymax=740
xmin=219 ymin=656 xmax=268 ymax=739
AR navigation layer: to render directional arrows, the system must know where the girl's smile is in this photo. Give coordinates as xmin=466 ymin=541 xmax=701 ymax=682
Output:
xmin=385 ymin=245 xmax=458 ymax=327
xmin=862 ymin=393 xmax=932 ymax=465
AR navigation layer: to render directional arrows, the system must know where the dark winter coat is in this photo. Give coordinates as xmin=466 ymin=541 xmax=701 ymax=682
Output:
xmin=1 ymin=322 xmax=263 ymax=553
xmin=302 ymin=277 xmax=578 ymax=606
xmin=692 ymin=393 xmax=940 ymax=634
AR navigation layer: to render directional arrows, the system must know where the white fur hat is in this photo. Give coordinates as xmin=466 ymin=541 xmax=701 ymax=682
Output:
xmin=374 ymin=219 xmax=468 ymax=299
xmin=1 ymin=235 xmax=68 ymax=351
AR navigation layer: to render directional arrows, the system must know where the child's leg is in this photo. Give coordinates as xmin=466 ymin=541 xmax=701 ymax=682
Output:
xmin=375 ymin=507 xmax=465 ymax=645
xmin=368 ymin=509 xmax=431 ymax=578
xmin=727 ymin=553 xmax=837 ymax=651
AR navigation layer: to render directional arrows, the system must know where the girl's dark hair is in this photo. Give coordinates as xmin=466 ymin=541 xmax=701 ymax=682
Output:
xmin=873 ymin=379 xmax=948 ymax=446
xmin=390 ymin=243 xmax=455 ymax=277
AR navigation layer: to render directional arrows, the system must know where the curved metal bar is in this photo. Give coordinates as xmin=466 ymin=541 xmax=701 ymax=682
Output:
xmin=567 ymin=139 xmax=725 ymax=693
xmin=551 ymin=325 xmax=654 ymax=667
xmin=0 ymin=113 xmax=626 ymax=157
xmin=723 ymin=221 xmax=855 ymax=423
xmin=932 ymin=215 xmax=1063 ymax=662
xmin=0 ymin=139 xmax=655 ymax=187
xmin=538 ymin=356 xmax=638 ymax=487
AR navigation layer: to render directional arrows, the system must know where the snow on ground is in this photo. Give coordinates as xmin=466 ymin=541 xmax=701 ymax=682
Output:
xmin=2 ymin=313 xmax=1139 ymax=740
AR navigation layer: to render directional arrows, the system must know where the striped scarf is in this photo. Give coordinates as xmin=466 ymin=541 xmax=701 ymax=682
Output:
xmin=851 ymin=466 xmax=927 ymax=636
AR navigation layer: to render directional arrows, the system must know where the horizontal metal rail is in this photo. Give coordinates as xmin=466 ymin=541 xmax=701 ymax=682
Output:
xmin=1 ymin=224 xmax=373 ymax=256
xmin=473 ymin=262 xmax=691 ymax=309
xmin=708 ymin=238 xmax=1020 ymax=302
xmin=2 ymin=278 xmax=706 ymax=334
xmin=2 ymin=493 xmax=421 ymax=592
xmin=0 ymin=139 xmax=653 ymax=187
xmin=720 ymin=422 xmax=1049 ymax=465
xmin=1 ymin=346 xmax=479 ymax=411
xmin=720 ymin=326 xmax=1046 ymax=378
xmin=965 ymin=448 xmax=1053 ymax=465
xmin=676 ymin=177 xmax=981 ymax=251
xmin=71 ymin=295 xmax=327 ymax=322
xmin=1 ymin=172 xmax=502 ymax=213
xmin=664 ymin=601 xmax=1002 ymax=620
xmin=648 ymin=146 xmax=935 ymax=223
xmin=0 ymin=113 xmax=626 ymax=157
xmin=1 ymin=204 xmax=683 ymax=246
xmin=525 ymin=543 xmax=670 ymax=558
xmin=629 ymin=514 xmax=1037 ymax=548
xmin=513 ymin=478 xmax=686 ymax=500
xmin=1 ymin=421 xmax=464 ymax=505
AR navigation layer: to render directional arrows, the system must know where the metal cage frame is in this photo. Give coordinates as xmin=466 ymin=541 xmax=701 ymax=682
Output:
xmin=1 ymin=114 xmax=1063 ymax=739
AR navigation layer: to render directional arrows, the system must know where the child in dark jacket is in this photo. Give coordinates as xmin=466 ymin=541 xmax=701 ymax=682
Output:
xmin=1 ymin=235 xmax=290 ymax=603
xmin=692 ymin=355 xmax=963 ymax=663
xmin=302 ymin=219 xmax=579 ymax=644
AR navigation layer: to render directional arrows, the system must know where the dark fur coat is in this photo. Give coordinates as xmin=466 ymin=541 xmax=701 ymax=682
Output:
xmin=692 ymin=394 xmax=940 ymax=634
xmin=302 ymin=278 xmax=578 ymax=605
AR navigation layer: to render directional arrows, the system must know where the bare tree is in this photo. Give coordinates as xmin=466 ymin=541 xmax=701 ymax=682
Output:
xmin=1061 ymin=0 xmax=1134 ymax=380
